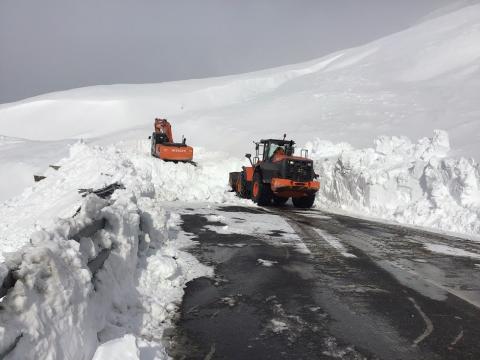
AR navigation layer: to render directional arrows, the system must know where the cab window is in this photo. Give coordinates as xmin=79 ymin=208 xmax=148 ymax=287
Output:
xmin=268 ymin=144 xmax=285 ymax=158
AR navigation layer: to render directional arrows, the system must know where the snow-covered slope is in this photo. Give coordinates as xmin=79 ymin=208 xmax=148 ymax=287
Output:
xmin=1 ymin=3 xmax=480 ymax=158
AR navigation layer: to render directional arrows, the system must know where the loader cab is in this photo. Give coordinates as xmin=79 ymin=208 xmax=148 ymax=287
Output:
xmin=260 ymin=139 xmax=295 ymax=162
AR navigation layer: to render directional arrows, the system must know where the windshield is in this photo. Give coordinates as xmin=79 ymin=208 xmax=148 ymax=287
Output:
xmin=268 ymin=144 xmax=283 ymax=158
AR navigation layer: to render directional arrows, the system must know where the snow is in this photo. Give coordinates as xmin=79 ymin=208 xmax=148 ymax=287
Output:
xmin=424 ymin=243 xmax=480 ymax=260
xmin=269 ymin=319 xmax=289 ymax=334
xmin=0 ymin=136 xmax=73 ymax=201
xmin=0 ymin=180 xmax=211 ymax=359
xmin=0 ymin=140 xmax=247 ymax=262
xmin=195 ymin=206 xmax=308 ymax=253
xmin=308 ymin=130 xmax=480 ymax=236
xmin=0 ymin=3 xmax=477 ymax=240
xmin=0 ymin=3 xmax=478 ymax=240
xmin=1 ymin=3 xmax=480 ymax=358
xmin=257 ymin=259 xmax=279 ymax=267
xmin=92 ymin=335 xmax=140 ymax=360
xmin=2 ymin=4 xmax=480 ymax=201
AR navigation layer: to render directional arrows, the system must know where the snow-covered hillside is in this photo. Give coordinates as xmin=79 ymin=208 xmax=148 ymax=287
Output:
xmin=1 ymin=3 xmax=480 ymax=233
xmin=2 ymin=4 xmax=480 ymax=153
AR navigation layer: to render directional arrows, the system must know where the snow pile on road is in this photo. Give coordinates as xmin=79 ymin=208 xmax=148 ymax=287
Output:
xmin=307 ymin=130 xmax=480 ymax=235
xmin=424 ymin=243 xmax=480 ymax=260
xmin=0 ymin=140 xmax=245 ymax=261
xmin=0 ymin=189 xmax=211 ymax=359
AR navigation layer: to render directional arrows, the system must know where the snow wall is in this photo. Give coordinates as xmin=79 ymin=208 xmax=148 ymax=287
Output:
xmin=307 ymin=130 xmax=480 ymax=236
xmin=0 ymin=188 xmax=209 ymax=360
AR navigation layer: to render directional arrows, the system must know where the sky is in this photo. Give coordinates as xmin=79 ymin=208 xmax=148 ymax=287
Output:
xmin=0 ymin=0 xmax=456 ymax=104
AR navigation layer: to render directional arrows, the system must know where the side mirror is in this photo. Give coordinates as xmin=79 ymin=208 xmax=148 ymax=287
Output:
xmin=148 ymin=136 xmax=151 ymax=140
xmin=245 ymin=153 xmax=253 ymax=166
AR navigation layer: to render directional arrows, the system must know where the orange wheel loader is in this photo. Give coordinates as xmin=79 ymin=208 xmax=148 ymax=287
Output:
xmin=229 ymin=136 xmax=320 ymax=208
xmin=149 ymin=118 xmax=194 ymax=164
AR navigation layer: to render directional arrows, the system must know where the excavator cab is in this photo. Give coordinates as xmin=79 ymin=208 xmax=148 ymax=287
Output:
xmin=150 ymin=118 xmax=194 ymax=163
xmin=152 ymin=132 xmax=169 ymax=144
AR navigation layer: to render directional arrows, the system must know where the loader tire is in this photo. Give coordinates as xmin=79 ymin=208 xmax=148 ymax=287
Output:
xmin=236 ymin=173 xmax=249 ymax=198
xmin=252 ymin=173 xmax=271 ymax=206
xmin=272 ymin=195 xmax=288 ymax=206
xmin=292 ymin=195 xmax=315 ymax=209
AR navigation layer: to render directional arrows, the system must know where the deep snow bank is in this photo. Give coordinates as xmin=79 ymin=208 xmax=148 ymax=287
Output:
xmin=0 ymin=140 xmax=246 ymax=261
xmin=307 ymin=130 xmax=480 ymax=236
xmin=0 ymin=189 xmax=211 ymax=359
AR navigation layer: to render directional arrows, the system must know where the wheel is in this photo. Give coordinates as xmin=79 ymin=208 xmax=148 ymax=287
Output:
xmin=292 ymin=194 xmax=315 ymax=208
xmin=272 ymin=195 xmax=288 ymax=206
xmin=252 ymin=173 xmax=271 ymax=206
xmin=236 ymin=172 xmax=250 ymax=198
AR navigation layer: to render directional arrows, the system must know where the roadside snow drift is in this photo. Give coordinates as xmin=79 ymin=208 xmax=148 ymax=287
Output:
xmin=0 ymin=189 xmax=211 ymax=360
xmin=0 ymin=140 xmax=245 ymax=261
xmin=308 ymin=130 xmax=480 ymax=235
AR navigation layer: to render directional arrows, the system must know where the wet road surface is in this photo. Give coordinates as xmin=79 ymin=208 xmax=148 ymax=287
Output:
xmin=165 ymin=205 xmax=480 ymax=360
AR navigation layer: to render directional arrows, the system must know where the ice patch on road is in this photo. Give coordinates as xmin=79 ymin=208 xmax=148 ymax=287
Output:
xmin=190 ymin=206 xmax=310 ymax=254
xmin=424 ymin=243 xmax=480 ymax=260
xmin=314 ymin=228 xmax=357 ymax=258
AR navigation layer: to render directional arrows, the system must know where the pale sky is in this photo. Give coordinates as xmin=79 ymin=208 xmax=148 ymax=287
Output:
xmin=0 ymin=0 xmax=455 ymax=103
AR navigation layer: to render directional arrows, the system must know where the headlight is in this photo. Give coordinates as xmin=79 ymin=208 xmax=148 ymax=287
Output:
xmin=288 ymin=160 xmax=295 ymax=165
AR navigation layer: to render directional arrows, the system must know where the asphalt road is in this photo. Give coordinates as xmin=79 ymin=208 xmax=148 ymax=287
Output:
xmin=165 ymin=205 xmax=480 ymax=360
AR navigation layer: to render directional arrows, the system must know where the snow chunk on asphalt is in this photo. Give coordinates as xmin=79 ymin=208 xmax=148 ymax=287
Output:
xmin=424 ymin=244 xmax=480 ymax=260
xmin=257 ymin=259 xmax=279 ymax=267
xmin=270 ymin=319 xmax=289 ymax=333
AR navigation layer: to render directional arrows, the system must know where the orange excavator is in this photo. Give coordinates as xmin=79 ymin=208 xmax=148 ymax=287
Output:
xmin=149 ymin=118 xmax=194 ymax=163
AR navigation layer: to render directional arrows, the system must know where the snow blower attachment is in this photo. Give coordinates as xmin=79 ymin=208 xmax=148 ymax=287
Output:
xmin=229 ymin=137 xmax=320 ymax=208
xmin=149 ymin=118 xmax=194 ymax=163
